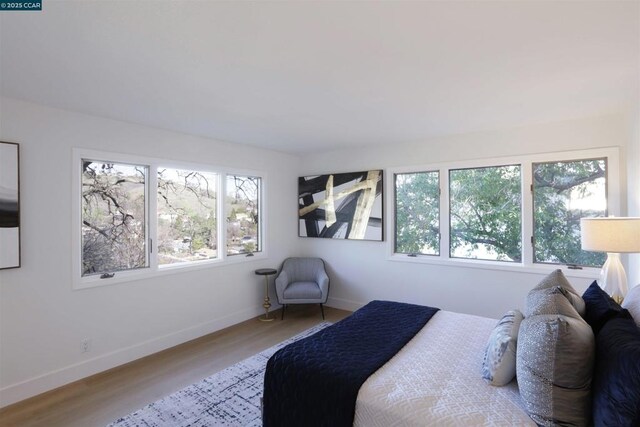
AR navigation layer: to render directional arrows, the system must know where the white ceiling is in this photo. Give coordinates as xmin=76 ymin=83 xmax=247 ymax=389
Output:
xmin=1 ymin=1 xmax=638 ymax=154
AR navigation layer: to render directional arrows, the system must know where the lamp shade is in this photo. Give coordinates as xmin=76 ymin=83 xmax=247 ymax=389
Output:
xmin=580 ymin=217 xmax=640 ymax=253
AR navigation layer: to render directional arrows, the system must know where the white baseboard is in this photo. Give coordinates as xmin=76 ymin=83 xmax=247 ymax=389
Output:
xmin=325 ymin=296 xmax=365 ymax=312
xmin=0 ymin=305 xmax=266 ymax=409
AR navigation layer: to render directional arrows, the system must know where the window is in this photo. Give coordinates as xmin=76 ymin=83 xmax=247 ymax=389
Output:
xmin=532 ymin=158 xmax=607 ymax=267
xmin=449 ymin=165 xmax=522 ymax=262
xmin=74 ymin=150 xmax=265 ymax=288
xmin=391 ymin=148 xmax=618 ymax=273
xmin=82 ymin=160 xmax=148 ymax=277
xmin=157 ymin=168 xmax=218 ymax=266
xmin=226 ymin=175 xmax=262 ymax=256
xmin=394 ymin=171 xmax=439 ymax=255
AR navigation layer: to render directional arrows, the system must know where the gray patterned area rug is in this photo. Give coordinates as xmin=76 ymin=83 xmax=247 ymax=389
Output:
xmin=108 ymin=322 xmax=331 ymax=427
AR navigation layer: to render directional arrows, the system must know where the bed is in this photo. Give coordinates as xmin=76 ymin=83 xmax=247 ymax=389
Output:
xmin=263 ymin=270 xmax=640 ymax=427
xmin=353 ymin=310 xmax=533 ymax=426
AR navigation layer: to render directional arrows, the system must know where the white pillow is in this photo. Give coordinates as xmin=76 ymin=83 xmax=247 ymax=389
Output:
xmin=622 ymin=284 xmax=640 ymax=328
xmin=482 ymin=309 xmax=524 ymax=386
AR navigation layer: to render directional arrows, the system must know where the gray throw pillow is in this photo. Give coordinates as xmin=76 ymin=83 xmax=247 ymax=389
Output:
xmin=517 ymin=314 xmax=595 ymax=426
xmin=525 ymin=269 xmax=586 ymax=317
xmin=621 ymin=284 xmax=640 ymax=328
xmin=482 ymin=309 xmax=524 ymax=386
xmin=526 ymin=286 xmax=583 ymax=319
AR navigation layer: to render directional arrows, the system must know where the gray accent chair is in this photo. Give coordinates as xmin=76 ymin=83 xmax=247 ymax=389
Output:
xmin=275 ymin=257 xmax=329 ymax=320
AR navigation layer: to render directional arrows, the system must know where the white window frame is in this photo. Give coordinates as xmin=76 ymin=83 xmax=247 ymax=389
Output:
xmin=387 ymin=147 xmax=621 ymax=279
xmin=72 ymin=148 xmax=267 ymax=290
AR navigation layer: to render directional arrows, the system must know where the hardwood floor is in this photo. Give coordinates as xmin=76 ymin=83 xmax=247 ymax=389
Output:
xmin=0 ymin=306 xmax=351 ymax=427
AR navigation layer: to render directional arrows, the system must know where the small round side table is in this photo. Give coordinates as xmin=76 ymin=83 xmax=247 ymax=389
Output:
xmin=255 ymin=268 xmax=277 ymax=322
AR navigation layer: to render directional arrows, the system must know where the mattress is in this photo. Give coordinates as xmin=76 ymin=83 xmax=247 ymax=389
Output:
xmin=354 ymin=310 xmax=535 ymax=426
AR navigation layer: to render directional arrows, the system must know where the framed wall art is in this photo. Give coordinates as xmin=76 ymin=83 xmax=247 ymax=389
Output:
xmin=299 ymin=170 xmax=383 ymax=241
xmin=0 ymin=141 xmax=20 ymax=269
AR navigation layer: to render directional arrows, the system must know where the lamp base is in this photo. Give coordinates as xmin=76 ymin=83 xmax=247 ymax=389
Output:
xmin=600 ymin=252 xmax=628 ymax=304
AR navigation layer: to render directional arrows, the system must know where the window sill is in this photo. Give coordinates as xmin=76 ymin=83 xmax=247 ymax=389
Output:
xmin=387 ymin=253 xmax=600 ymax=280
xmin=73 ymin=252 xmax=267 ymax=290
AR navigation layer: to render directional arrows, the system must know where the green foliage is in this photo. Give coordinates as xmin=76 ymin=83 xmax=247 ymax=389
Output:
xmin=533 ymin=159 xmax=606 ymax=267
xmin=449 ymin=165 xmax=522 ymax=261
xmin=395 ymin=172 xmax=439 ymax=255
xmin=173 ymin=210 xmax=216 ymax=254
xmin=395 ymin=159 xmax=607 ymax=267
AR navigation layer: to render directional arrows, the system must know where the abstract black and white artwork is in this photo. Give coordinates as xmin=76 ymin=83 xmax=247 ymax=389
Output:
xmin=299 ymin=170 xmax=383 ymax=240
xmin=0 ymin=142 xmax=20 ymax=269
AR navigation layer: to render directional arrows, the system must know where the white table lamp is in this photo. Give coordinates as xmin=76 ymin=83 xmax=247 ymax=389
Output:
xmin=580 ymin=217 xmax=640 ymax=303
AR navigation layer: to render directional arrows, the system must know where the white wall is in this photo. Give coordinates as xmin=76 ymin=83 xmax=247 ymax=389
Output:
xmin=625 ymin=103 xmax=640 ymax=289
xmin=0 ymin=98 xmax=299 ymax=407
xmin=297 ymin=114 xmax=634 ymax=318
xmin=0 ymin=100 xmax=636 ymax=409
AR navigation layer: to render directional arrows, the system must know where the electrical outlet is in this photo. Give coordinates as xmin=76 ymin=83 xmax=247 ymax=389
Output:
xmin=81 ymin=339 xmax=91 ymax=353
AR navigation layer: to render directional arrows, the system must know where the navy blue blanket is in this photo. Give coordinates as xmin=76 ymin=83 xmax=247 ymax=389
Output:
xmin=262 ymin=300 xmax=439 ymax=427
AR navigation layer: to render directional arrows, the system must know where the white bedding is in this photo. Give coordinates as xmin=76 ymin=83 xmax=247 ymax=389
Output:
xmin=354 ymin=310 xmax=535 ymax=426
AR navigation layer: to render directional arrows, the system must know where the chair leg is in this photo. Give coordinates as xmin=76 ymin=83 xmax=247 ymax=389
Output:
xmin=281 ymin=304 xmax=286 ymax=320
xmin=320 ymin=303 xmax=325 ymax=320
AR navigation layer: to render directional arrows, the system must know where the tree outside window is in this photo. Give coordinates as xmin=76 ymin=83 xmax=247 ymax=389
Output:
xmin=79 ymin=154 xmax=264 ymax=284
xmin=449 ymin=165 xmax=522 ymax=262
xmin=533 ymin=158 xmax=607 ymax=267
xmin=157 ymin=168 xmax=218 ymax=265
xmin=226 ymin=175 xmax=261 ymax=256
xmin=81 ymin=161 xmax=148 ymax=276
xmin=395 ymin=171 xmax=440 ymax=255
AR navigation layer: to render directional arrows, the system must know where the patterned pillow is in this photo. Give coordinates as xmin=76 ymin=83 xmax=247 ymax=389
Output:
xmin=517 ymin=270 xmax=595 ymax=426
xmin=525 ymin=269 xmax=585 ymax=317
xmin=517 ymin=314 xmax=595 ymax=426
xmin=622 ymin=284 xmax=640 ymax=328
xmin=482 ymin=310 xmax=524 ymax=386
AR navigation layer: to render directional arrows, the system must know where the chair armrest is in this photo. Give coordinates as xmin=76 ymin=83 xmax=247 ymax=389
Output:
xmin=316 ymin=269 xmax=329 ymax=302
xmin=274 ymin=270 xmax=288 ymax=304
